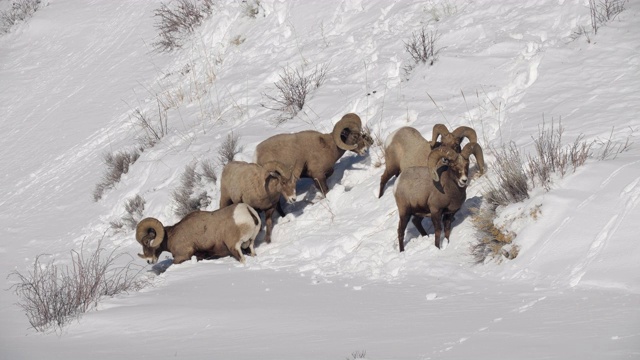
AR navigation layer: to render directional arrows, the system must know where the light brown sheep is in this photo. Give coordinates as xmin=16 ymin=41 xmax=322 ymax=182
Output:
xmin=393 ymin=143 xmax=484 ymax=252
xmin=136 ymin=203 xmax=261 ymax=264
xmin=219 ymin=160 xmax=296 ymax=244
xmin=255 ymin=113 xmax=373 ymax=196
xmin=378 ymin=124 xmax=483 ymax=198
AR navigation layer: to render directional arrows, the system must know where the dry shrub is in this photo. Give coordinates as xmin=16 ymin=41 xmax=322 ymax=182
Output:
xmin=110 ymin=195 xmax=146 ymax=231
xmin=9 ymin=240 xmax=146 ymax=332
xmin=93 ymin=150 xmax=141 ymax=202
xmin=200 ymin=159 xmax=218 ymax=184
xmin=131 ymin=102 xmax=169 ymax=147
xmin=172 ymin=163 xmax=211 ymax=218
xmin=217 ymin=131 xmax=242 ymax=166
xmin=153 ymin=0 xmax=215 ymax=52
xmin=403 ymin=28 xmax=442 ymax=75
xmin=484 ymin=142 xmax=529 ymax=208
xmin=525 ymin=119 xmax=592 ymax=190
xmin=0 ymin=0 xmax=41 ymax=34
xmin=470 ymin=206 xmax=518 ymax=264
xmin=262 ymin=64 xmax=328 ymax=124
xmin=589 ymin=0 xmax=627 ymax=35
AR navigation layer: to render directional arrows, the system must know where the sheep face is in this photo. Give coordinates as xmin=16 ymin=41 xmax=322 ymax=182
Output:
xmin=273 ymin=171 xmax=297 ymax=204
xmin=340 ymin=128 xmax=373 ymax=155
xmin=138 ymin=243 xmax=162 ymax=265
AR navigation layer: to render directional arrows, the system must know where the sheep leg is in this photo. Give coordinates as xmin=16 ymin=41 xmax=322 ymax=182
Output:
xmin=314 ymin=176 xmax=329 ymax=197
xmin=229 ymin=242 xmax=246 ymax=264
xmin=264 ymin=207 xmax=276 ymax=244
xmin=378 ymin=166 xmax=399 ymax=198
xmin=431 ymin=211 xmax=444 ymax=249
xmin=276 ymin=200 xmax=286 ymax=217
xmin=443 ymin=212 xmax=454 ymax=240
xmin=411 ymin=216 xmax=428 ymax=237
xmin=397 ymin=212 xmax=411 ymax=252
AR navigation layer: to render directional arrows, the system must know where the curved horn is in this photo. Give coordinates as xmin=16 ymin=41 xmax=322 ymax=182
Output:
xmin=431 ymin=124 xmax=451 ymax=147
xmin=262 ymin=160 xmax=289 ymax=179
xmin=136 ymin=217 xmax=165 ymax=248
xmin=452 ymin=126 xmax=478 ymax=145
xmin=461 ymin=142 xmax=485 ymax=175
xmin=427 ymin=147 xmax=458 ymax=182
xmin=332 ymin=113 xmax=361 ymax=151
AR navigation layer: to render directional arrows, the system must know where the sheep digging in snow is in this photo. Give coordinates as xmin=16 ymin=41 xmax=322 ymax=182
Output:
xmin=255 ymin=113 xmax=372 ymax=197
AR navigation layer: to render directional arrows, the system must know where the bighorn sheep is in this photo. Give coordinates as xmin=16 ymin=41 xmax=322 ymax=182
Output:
xmin=136 ymin=203 xmax=261 ymax=264
xmin=219 ymin=160 xmax=297 ymax=244
xmin=378 ymin=124 xmax=483 ymax=198
xmin=393 ymin=143 xmax=484 ymax=252
xmin=255 ymin=113 xmax=373 ymax=196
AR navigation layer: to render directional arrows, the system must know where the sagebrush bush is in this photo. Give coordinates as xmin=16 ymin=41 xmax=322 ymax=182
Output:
xmin=93 ymin=149 xmax=141 ymax=201
xmin=0 ymin=0 xmax=41 ymax=34
xmin=10 ymin=240 xmax=146 ymax=332
xmin=172 ymin=163 xmax=211 ymax=218
xmin=131 ymin=103 xmax=168 ymax=146
xmin=473 ymin=121 xmax=598 ymax=263
xmin=110 ymin=195 xmax=146 ymax=231
xmin=484 ymin=142 xmax=529 ymax=208
xmin=262 ymin=64 xmax=328 ymax=124
xmin=589 ymin=0 xmax=627 ymax=35
xmin=217 ymin=131 xmax=242 ymax=166
xmin=200 ymin=159 xmax=218 ymax=184
xmin=525 ymin=120 xmax=592 ymax=190
xmin=153 ymin=0 xmax=214 ymax=52
xmin=403 ymin=28 xmax=442 ymax=75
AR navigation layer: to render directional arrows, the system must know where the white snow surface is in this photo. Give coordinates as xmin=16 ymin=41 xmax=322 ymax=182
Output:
xmin=1 ymin=0 xmax=639 ymax=359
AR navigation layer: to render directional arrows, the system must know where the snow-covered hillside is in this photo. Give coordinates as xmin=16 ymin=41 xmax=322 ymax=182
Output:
xmin=1 ymin=0 xmax=638 ymax=359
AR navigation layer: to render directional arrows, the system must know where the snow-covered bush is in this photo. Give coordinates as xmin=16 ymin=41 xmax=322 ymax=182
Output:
xmin=110 ymin=195 xmax=146 ymax=231
xmin=172 ymin=162 xmax=212 ymax=218
xmin=93 ymin=149 xmax=141 ymax=202
xmin=403 ymin=28 xmax=442 ymax=75
xmin=0 ymin=0 xmax=41 ymax=35
xmin=9 ymin=240 xmax=146 ymax=332
xmin=262 ymin=64 xmax=328 ymax=124
xmin=217 ymin=131 xmax=242 ymax=166
xmin=153 ymin=0 xmax=215 ymax=52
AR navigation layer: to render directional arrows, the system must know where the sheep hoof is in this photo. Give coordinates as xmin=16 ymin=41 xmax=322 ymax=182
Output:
xmin=440 ymin=238 xmax=449 ymax=250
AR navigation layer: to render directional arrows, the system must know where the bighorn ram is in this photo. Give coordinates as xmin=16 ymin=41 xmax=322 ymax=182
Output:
xmin=255 ymin=113 xmax=373 ymax=196
xmin=378 ymin=124 xmax=483 ymax=198
xmin=219 ymin=160 xmax=297 ymax=244
xmin=136 ymin=203 xmax=261 ymax=264
xmin=393 ymin=143 xmax=484 ymax=252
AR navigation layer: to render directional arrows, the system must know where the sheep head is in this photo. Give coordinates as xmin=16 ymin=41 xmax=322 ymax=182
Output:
xmin=332 ymin=113 xmax=372 ymax=155
xmin=431 ymin=124 xmax=478 ymax=152
xmin=427 ymin=142 xmax=484 ymax=187
xmin=136 ymin=217 xmax=165 ymax=264
xmin=263 ymin=160 xmax=297 ymax=204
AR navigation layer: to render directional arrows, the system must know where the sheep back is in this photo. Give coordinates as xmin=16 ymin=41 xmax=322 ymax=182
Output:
xmin=166 ymin=204 xmax=261 ymax=263
xmin=220 ymin=161 xmax=280 ymax=210
xmin=255 ymin=131 xmax=343 ymax=180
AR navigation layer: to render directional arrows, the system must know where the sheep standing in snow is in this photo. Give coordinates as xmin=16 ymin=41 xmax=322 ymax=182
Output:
xmin=136 ymin=203 xmax=261 ymax=264
xmin=219 ymin=160 xmax=297 ymax=244
xmin=379 ymin=124 xmax=483 ymax=197
xmin=393 ymin=143 xmax=484 ymax=251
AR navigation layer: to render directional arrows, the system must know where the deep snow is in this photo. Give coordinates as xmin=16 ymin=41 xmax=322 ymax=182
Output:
xmin=1 ymin=0 xmax=639 ymax=359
